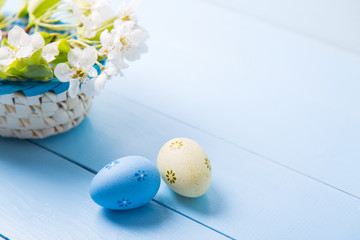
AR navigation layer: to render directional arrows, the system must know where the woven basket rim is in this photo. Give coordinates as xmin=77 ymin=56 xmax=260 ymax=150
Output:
xmin=0 ymin=78 xmax=59 ymax=83
xmin=0 ymin=91 xmax=93 ymax=139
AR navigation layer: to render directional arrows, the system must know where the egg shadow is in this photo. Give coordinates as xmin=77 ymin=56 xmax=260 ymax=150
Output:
xmin=169 ymin=183 xmax=225 ymax=216
xmin=100 ymin=201 xmax=169 ymax=229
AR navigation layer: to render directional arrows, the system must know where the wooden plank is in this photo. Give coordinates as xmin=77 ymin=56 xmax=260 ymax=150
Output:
xmin=7 ymin=0 xmax=360 ymax=199
xmin=206 ymin=0 xmax=360 ymax=53
xmin=111 ymin=0 xmax=360 ymax=197
xmin=2 ymin=0 xmax=360 ymax=238
xmin=33 ymin=95 xmax=360 ymax=239
xmin=0 ymin=139 xmax=228 ymax=240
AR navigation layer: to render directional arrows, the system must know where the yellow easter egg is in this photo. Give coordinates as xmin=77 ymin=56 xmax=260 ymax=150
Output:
xmin=157 ymin=138 xmax=212 ymax=197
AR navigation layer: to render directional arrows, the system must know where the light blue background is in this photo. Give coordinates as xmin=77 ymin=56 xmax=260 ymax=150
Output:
xmin=1 ymin=0 xmax=360 ymax=239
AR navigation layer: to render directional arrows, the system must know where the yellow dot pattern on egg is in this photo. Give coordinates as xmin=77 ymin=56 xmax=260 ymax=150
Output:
xmin=157 ymin=137 xmax=212 ymax=198
xmin=166 ymin=170 xmax=177 ymax=184
xmin=204 ymin=157 xmax=211 ymax=170
xmin=169 ymin=141 xmax=183 ymax=151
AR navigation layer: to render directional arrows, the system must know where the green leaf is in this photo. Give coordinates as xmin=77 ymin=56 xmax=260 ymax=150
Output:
xmin=58 ymin=39 xmax=71 ymax=53
xmin=52 ymin=39 xmax=70 ymax=64
xmin=51 ymin=53 xmax=67 ymax=64
xmin=6 ymin=58 xmax=28 ymax=78
xmin=27 ymin=49 xmax=43 ymax=65
xmin=5 ymin=50 xmax=52 ymax=80
xmin=28 ymin=0 xmax=61 ymax=19
xmin=5 ymin=66 xmax=23 ymax=78
xmin=8 ymin=58 xmax=26 ymax=72
xmin=40 ymin=32 xmax=52 ymax=44
xmin=40 ymin=32 xmax=64 ymax=44
xmin=18 ymin=0 xmax=29 ymax=18
xmin=22 ymin=49 xmax=48 ymax=66
xmin=97 ymin=55 xmax=107 ymax=62
xmin=0 ymin=0 xmax=6 ymax=9
xmin=0 ymin=70 xmax=9 ymax=79
xmin=20 ymin=65 xmax=53 ymax=79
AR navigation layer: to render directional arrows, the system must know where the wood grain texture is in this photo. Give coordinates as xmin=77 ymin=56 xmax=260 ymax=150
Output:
xmin=111 ymin=0 xmax=360 ymax=197
xmin=204 ymin=0 xmax=360 ymax=53
xmin=0 ymin=139 xmax=228 ymax=240
xmin=2 ymin=0 xmax=359 ymax=238
xmin=32 ymin=95 xmax=360 ymax=240
xmin=6 ymin=0 xmax=360 ymax=198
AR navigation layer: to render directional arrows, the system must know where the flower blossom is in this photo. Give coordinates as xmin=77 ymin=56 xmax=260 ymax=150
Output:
xmin=89 ymin=0 xmax=115 ymax=25
xmin=54 ymin=46 xmax=98 ymax=98
xmin=72 ymin=0 xmax=115 ymax=38
xmin=117 ymin=0 xmax=142 ymax=24
xmin=112 ymin=20 xmax=148 ymax=61
xmin=42 ymin=42 xmax=59 ymax=62
xmin=99 ymin=20 xmax=148 ymax=74
xmin=81 ymin=72 xmax=108 ymax=96
xmin=0 ymin=26 xmax=44 ymax=65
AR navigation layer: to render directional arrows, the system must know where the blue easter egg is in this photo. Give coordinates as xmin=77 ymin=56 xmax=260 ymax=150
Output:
xmin=90 ymin=156 xmax=160 ymax=210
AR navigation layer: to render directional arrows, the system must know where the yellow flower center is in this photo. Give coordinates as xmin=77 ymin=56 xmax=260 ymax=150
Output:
xmin=122 ymin=15 xmax=131 ymax=21
xmin=120 ymin=37 xmax=127 ymax=47
xmin=72 ymin=68 xmax=87 ymax=80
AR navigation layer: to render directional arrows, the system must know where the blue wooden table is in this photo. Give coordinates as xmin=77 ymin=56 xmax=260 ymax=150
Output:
xmin=1 ymin=0 xmax=360 ymax=239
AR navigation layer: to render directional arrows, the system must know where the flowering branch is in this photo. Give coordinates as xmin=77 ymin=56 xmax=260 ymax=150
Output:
xmin=0 ymin=0 xmax=148 ymax=98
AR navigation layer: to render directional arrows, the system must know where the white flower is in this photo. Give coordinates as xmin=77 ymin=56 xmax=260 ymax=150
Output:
xmin=99 ymin=29 xmax=116 ymax=57
xmin=81 ymin=72 xmax=108 ymax=96
xmin=71 ymin=3 xmax=97 ymax=38
xmin=72 ymin=0 xmax=115 ymax=38
xmin=99 ymin=29 xmax=128 ymax=72
xmin=117 ymin=0 xmax=142 ymax=23
xmin=42 ymin=42 xmax=59 ymax=62
xmin=89 ymin=0 xmax=115 ymax=25
xmin=104 ymin=61 xmax=123 ymax=76
xmin=54 ymin=47 xmax=98 ymax=98
xmin=112 ymin=21 xmax=148 ymax=61
xmin=0 ymin=26 xmax=45 ymax=65
xmin=99 ymin=21 xmax=148 ymax=74
xmin=95 ymin=72 xmax=108 ymax=91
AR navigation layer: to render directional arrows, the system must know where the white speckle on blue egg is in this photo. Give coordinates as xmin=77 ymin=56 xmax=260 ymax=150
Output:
xmin=90 ymin=156 xmax=160 ymax=210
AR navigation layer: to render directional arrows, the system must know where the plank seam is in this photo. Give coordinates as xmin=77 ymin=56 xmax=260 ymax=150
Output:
xmin=152 ymin=199 xmax=236 ymax=240
xmin=27 ymin=140 xmax=98 ymax=174
xmin=118 ymin=95 xmax=360 ymax=201
xmin=27 ymin=140 xmax=236 ymax=240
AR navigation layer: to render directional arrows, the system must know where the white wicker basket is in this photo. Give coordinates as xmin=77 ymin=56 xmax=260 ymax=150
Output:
xmin=0 ymin=91 xmax=92 ymax=139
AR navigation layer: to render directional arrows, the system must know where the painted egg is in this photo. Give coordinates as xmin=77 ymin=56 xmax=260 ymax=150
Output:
xmin=157 ymin=138 xmax=212 ymax=198
xmin=90 ymin=156 xmax=160 ymax=210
